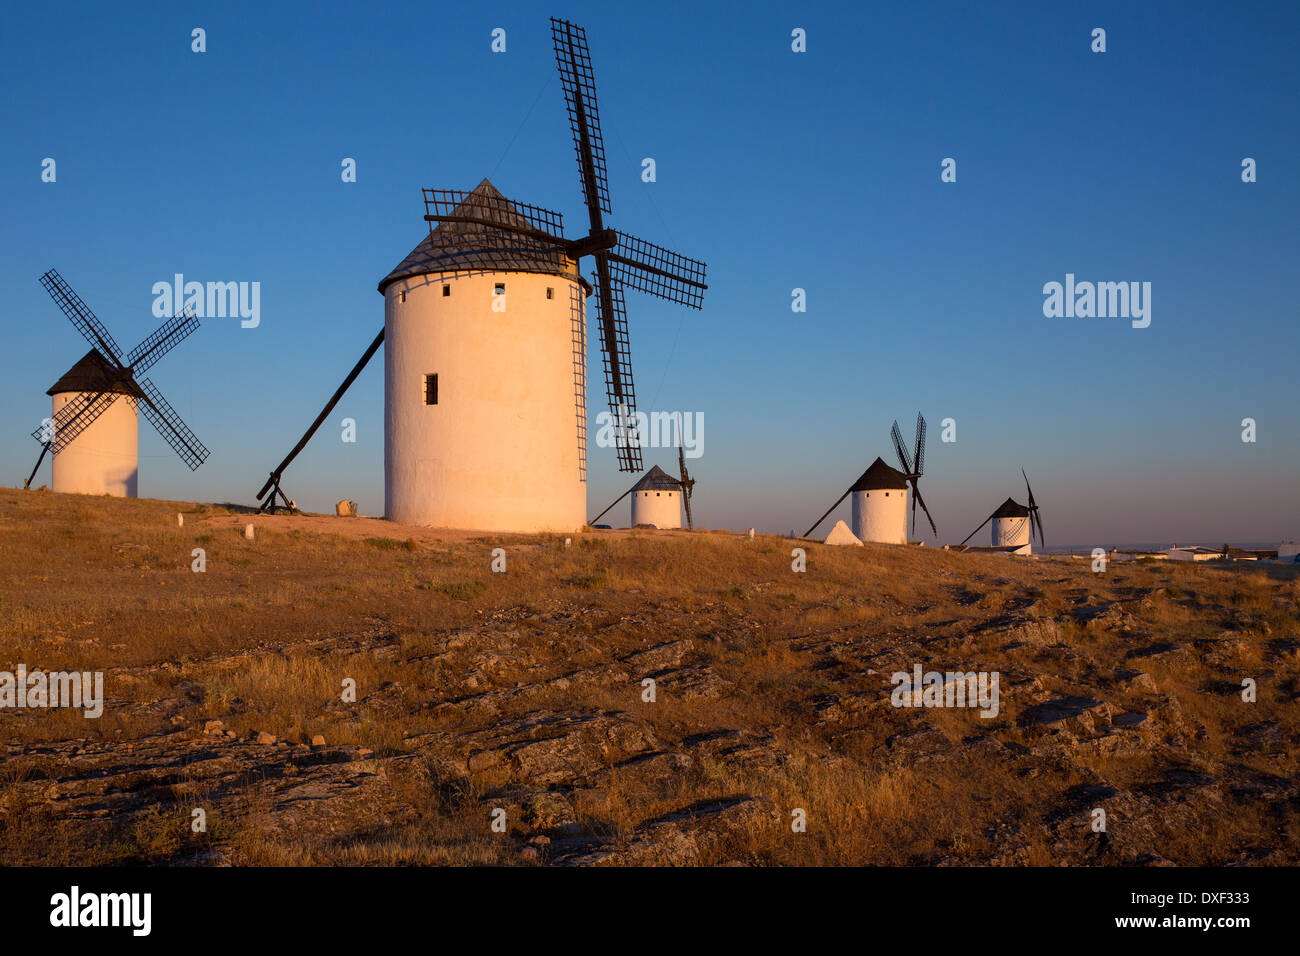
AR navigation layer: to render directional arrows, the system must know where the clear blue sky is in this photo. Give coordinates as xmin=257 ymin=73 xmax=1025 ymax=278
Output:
xmin=2 ymin=0 xmax=1296 ymax=546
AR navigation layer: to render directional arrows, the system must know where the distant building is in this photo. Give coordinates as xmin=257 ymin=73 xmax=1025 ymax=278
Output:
xmin=990 ymin=498 xmax=1033 ymax=555
xmin=629 ymin=465 xmax=682 ymax=529
xmin=1167 ymin=546 xmax=1221 ymax=562
xmin=849 ymin=457 xmax=908 ymax=545
xmin=47 ymin=350 xmax=142 ymax=497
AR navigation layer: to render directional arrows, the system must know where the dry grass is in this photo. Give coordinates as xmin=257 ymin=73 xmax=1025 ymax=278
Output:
xmin=1 ymin=488 xmax=1297 ymax=866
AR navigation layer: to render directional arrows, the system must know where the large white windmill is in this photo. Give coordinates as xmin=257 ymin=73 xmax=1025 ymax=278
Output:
xmin=252 ymin=20 xmax=708 ymax=533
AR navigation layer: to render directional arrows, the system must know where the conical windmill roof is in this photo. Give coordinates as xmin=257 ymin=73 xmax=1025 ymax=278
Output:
xmin=47 ymin=349 xmax=144 ymax=398
xmin=992 ymin=497 xmax=1030 ymax=518
xmin=378 ymin=178 xmax=575 ymax=294
xmin=849 ymin=457 xmax=908 ymax=491
xmin=630 ymin=464 xmax=681 ymax=492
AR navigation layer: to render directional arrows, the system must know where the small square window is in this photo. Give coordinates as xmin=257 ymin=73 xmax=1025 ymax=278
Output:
xmin=546 ymin=287 xmax=554 ymax=300
xmin=494 ymin=282 xmax=505 ymax=295
xmin=424 ymin=373 xmax=438 ymax=406
xmin=442 ymin=284 xmax=450 ymax=297
xmin=400 ymin=290 xmax=407 ymax=303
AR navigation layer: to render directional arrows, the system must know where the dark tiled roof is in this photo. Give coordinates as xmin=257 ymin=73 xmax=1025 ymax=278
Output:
xmin=630 ymin=464 xmax=681 ymax=492
xmin=992 ymin=497 xmax=1030 ymax=519
xmin=378 ymin=178 xmax=574 ymax=294
xmin=849 ymin=457 xmax=908 ymax=491
xmin=47 ymin=349 xmax=144 ymax=398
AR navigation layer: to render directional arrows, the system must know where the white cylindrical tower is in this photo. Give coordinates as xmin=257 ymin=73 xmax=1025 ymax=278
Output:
xmin=46 ymin=350 xmax=140 ymax=497
xmin=990 ymin=498 xmax=1032 ymax=553
xmin=628 ymin=465 xmax=682 ymax=529
xmin=379 ymin=179 xmax=588 ymax=532
xmin=849 ymin=457 xmax=908 ymax=545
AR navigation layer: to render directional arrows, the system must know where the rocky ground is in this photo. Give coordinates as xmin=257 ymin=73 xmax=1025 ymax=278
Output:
xmin=1 ymin=491 xmax=1297 ymax=865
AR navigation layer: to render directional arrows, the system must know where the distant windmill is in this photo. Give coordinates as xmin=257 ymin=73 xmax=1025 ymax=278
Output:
xmin=960 ymin=469 xmax=1046 ymax=554
xmin=253 ymin=18 xmax=707 ymax=532
xmin=588 ymin=450 xmax=697 ymax=530
xmin=24 ymin=270 xmax=209 ymax=496
xmin=805 ymin=413 xmax=938 ymax=544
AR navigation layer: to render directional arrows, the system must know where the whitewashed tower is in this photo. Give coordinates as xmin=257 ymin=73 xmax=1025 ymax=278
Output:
xmin=257 ymin=20 xmax=708 ymax=522
xmin=380 ymin=181 xmax=589 ymax=532
xmin=629 ymin=465 xmax=682 ymax=529
xmin=47 ymin=351 xmax=140 ymax=497
xmin=990 ymin=498 xmax=1032 ymax=554
xmin=849 ymin=457 xmax=909 ymax=545
xmin=25 ymin=269 xmax=209 ymax=497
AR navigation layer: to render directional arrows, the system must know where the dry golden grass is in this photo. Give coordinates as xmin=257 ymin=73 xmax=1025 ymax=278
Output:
xmin=1 ymin=488 xmax=1297 ymax=866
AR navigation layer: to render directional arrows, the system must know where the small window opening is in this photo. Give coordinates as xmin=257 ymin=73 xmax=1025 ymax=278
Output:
xmin=494 ymin=282 xmax=506 ymax=295
xmin=424 ymin=373 xmax=438 ymax=406
xmin=400 ymin=290 xmax=407 ymax=303
xmin=442 ymin=284 xmax=450 ymax=297
xmin=546 ymin=287 xmax=554 ymax=299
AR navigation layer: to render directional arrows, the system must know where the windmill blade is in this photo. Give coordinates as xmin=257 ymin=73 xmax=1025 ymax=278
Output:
xmin=913 ymin=413 xmax=927 ymax=477
xmin=890 ymin=420 xmax=914 ymax=476
xmin=135 ymin=376 xmax=209 ymax=471
xmin=1021 ymin=468 xmax=1045 ymax=547
xmin=678 ymin=446 xmax=695 ymax=531
xmin=959 ymin=510 xmax=997 ymax=547
xmin=911 ymin=480 xmax=938 ymax=537
xmin=592 ymin=274 xmax=641 ymax=472
xmin=804 ymin=487 xmax=852 ymax=538
xmin=552 ymin=18 xmax=611 ymax=215
xmin=421 ymin=187 xmax=569 ymax=273
xmin=127 ymin=307 xmax=198 ymax=376
xmin=608 ymin=232 xmax=708 ymax=310
xmin=32 ymin=389 xmax=122 ymax=454
xmin=40 ymin=270 xmax=125 ymax=367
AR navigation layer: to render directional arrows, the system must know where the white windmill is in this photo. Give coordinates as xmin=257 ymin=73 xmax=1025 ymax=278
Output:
xmin=252 ymin=20 xmax=707 ymax=533
xmin=23 ymin=270 xmax=209 ymax=497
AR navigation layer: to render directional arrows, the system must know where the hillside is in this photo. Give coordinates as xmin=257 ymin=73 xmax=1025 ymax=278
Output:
xmin=1 ymin=489 xmax=1297 ymax=866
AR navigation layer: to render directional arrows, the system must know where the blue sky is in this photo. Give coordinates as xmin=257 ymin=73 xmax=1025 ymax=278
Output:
xmin=1 ymin=0 xmax=1296 ymax=546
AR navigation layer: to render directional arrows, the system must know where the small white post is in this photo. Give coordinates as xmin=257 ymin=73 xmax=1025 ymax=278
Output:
xmin=244 ymin=523 xmax=255 ymax=540
xmin=177 ymin=513 xmax=184 ymax=527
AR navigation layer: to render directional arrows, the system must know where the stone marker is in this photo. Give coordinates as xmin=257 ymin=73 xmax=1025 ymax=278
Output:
xmin=336 ymin=499 xmax=357 ymax=517
xmin=177 ymin=513 xmax=184 ymax=527
xmin=747 ymin=528 xmax=755 ymax=538
xmin=244 ymin=523 xmax=255 ymax=540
